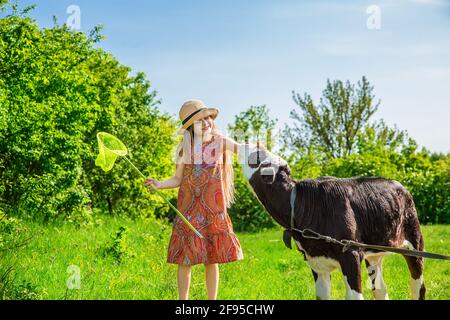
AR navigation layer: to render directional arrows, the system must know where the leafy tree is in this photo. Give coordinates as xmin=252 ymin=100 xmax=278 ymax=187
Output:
xmin=228 ymin=105 xmax=277 ymax=150
xmin=280 ymin=126 xmax=323 ymax=180
xmin=289 ymin=77 xmax=382 ymax=158
xmin=285 ymin=77 xmax=450 ymax=224
xmin=283 ymin=77 xmax=410 ymax=175
xmin=0 ymin=2 xmax=177 ymax=222
xmin=282 ymin=78 xmax=407 ymax=179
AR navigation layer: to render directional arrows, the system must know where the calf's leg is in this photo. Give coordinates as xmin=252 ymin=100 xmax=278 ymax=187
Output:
xmin=402 ymin=198 xmax=426 ymax=300
xmin=403 ymin=218 xmax=426 ymax=300
xmin=365 ymin=255 xmax=389 ymax=300
xmin=340 ymin=251 xmax=364 ymax=300
xmin=312 ymin=270 xmax=331 ymax=300
xmin=404 ymin=255 xmax=426 ymax=300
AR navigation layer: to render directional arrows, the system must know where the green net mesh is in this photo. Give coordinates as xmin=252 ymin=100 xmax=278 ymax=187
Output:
xmin=95 ymin=132 xmax=128 ymax=172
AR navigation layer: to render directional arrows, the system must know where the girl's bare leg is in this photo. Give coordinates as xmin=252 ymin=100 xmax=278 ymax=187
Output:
xmin=205 ymin=263 xmax=219 ymax=300
xmin=178 ymin=264 xmax=192 ymax=300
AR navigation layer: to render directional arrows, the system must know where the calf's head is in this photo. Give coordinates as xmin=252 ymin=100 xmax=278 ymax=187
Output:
xmin=238 ymin=144 xmax=290 ymax=185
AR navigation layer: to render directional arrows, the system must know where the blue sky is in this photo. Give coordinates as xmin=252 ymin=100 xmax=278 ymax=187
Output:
xmin=15 ymin=0 xmax=450 ymax=152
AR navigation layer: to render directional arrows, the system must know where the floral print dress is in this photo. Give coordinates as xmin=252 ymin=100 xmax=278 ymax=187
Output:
xmin=167 ymin=136 xmax=243 ymax=265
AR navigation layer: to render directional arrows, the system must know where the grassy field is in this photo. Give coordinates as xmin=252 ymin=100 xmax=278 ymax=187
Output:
xmin=3 ymin=217 xmax=450 ymax=300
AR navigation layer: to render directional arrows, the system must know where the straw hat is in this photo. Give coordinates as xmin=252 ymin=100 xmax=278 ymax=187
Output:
xmin=178 ymin=99 xmax=219 ymax=131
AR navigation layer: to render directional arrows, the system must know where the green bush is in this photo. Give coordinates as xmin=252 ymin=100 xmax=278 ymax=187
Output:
xmin=401 ymin=156 xmax=450 ymax=224
xmin=323 ymin=153 xmax=399 ymax=178
xmin=102 ymin=226 xmax=134 ymax=264
xmin=0 ymin=3 xmax=178 ymax=222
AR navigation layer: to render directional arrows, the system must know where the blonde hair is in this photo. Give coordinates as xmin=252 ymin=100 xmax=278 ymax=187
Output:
xmin=175 ymin=122 xmax=235 ymax=208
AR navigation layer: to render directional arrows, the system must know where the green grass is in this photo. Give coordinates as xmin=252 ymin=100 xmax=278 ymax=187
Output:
xmin=3 ymin=217 xmax=450 ymax=300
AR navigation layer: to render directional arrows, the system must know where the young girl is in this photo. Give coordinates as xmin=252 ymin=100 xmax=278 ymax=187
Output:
xmin=145 ymin=99 xmax=243 ymax=300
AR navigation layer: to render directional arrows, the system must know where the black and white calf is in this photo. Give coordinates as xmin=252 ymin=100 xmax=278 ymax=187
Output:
xmin=237 ymin=144 xmax=426 ymax=300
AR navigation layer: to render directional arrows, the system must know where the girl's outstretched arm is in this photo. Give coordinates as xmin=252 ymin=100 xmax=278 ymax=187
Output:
xmin=145 ymin=162 xmax=185 ymax=190
xmin=220 ymin=136 xmax=267 ymax=154
xmin=220 ymin=135 xmax=242 ymax=154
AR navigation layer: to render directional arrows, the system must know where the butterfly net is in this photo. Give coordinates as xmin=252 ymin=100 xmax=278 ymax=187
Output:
xmin=95 ymin=132 xmax=128 ymax=172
